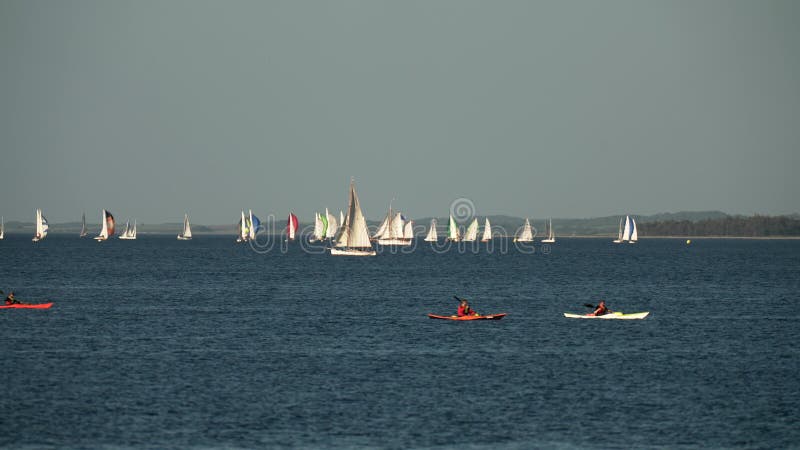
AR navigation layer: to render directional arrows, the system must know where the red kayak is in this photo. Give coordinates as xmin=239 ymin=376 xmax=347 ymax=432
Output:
xmin=0 ymin=302 xmax=53 ymax=309
xmin=428 ymin=313 xmax=506 ymax=321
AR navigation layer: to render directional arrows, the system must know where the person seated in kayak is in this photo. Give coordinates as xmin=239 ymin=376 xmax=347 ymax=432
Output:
xmin=4 ymin=291 xmax=20 ymax=305
xmin=592 ymin=300 xmax=611 ymax=316
xmin=457 ymin=298 xmax=478 ymax=317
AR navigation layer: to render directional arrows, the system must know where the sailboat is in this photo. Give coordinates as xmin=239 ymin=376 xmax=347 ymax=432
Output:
xmin=447 ymin=215 xmax=461 ymax=242
xmin=32 ymin=209 xmax=49 ymax=242
xmin=331 ymin=178 xmax=376 ymax=256
xmin=0 ymin=216 xmax=4 ymax=240
xmin=403 ymin=219 xmax=414 ymax=240
xmin=310 ymin=212 xmax=325 ymax=242
xmin=177 ymin=214 xmax=192 ymax=240
xmin=236 ymin=210 xmax=248 ymax=242
xmin=93 ymin=210 xmax=115 ymax=241
xmin=629 ymin=217 xmax=638 ymax=244
xmin=481 ymin=218 xmax=492 ymax=242
xmin=325 ymin=208 xmax=338 ymax=240
xmin=514 ymin=218 xmax=534 ymax=243
xmin=424 ymin=219 xmax=438 ymax=242
xmin=374 ymin=202 xmax=411 ymax=246
xmin=248 ymin=210 xmax=260 ymax=241
xmin=286 ymin=212 xmax=299 ymax=241
xmin=463 ymin=218 xmax=479 ymax=242
xmin=613 ymin=217 xmax=624 ymax=243
xmin=541 ymin=218 xmax=555 ymax=243
xmin=119 ymin=220 xmax=137 ymax=239
xmin=80 ymin=212 xmax=88 ymax=237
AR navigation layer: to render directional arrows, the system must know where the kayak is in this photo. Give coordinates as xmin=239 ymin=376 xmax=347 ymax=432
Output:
xmin=0 ymin=302 xmax=54 ymax=310
xmin=564 ymin=311 xmax=648 ymax=320
xmin=428 ymin=313 xmax=507 ymax=321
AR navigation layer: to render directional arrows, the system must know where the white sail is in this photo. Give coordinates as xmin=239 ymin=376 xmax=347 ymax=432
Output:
xmin=613 ymin=217 xmax=624 ymax=243
xmin=248 ymin=210 xmax=256 ymax=240
xmin=326 ymin=208 xmax=338 ymax=239
xmin=515 ymin=218 xmax=534 ymax=242
xmin=463 ymin=218 xmax=479 ymax=242
xmin=391 ymin=212 xmax=404 ymax=238
xmin=119 ymin=220 xmax=130 ymax=239
xmin=481 ymin=218 xmax=492 ymax=242
xmin=312 ymin=212 xmax=324 ymax=241
xmin=94 ymin=209 xmax=109 ymax=241
xmin=424 ymin=219 xmax=438 ymax=242
xmin=236 ymin=210 xmax=247 ymax=242
xmin=332 ymin=179 xmax=375 ymax=256
xmin=448 ymin=215 xmax=460 ymax=242
xmin=622 ymin=215 xmax=631 ymax=241
xmin=403 ymin=220 xmax=414 ymax=239
xmin=542 ymin=218 xmax=556 ymax=243
xmin=0 ymin=216 xmax=3 ymax=240
xmin=376 ymin=204 xmax=410 ymax=245
xmin=629 ymin=217 xmax=638 ymax=243
xmin=80 ymin=212 xmax=87 ymax=237
xmin=178 ymin=214 xmax=193 ymax=240
xmin=373 ymin=213 xmax=390 ymax=239
xmin=33 ymin=209 xmax=49 ymax=242
xmin=339 ymin=210 xmax=344 ymax=228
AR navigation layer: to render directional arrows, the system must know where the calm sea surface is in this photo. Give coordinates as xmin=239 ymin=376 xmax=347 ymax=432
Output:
xmin=1 ymin=235 xmax=798 ymax=449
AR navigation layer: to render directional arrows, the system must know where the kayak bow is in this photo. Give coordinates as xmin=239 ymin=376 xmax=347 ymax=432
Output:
xmin=0 ymin=302 xmax=54 ymax=310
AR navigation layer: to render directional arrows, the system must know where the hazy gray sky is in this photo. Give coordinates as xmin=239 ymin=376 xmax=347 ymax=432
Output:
xmin=1 ymin=0 xmax=798 ymax=224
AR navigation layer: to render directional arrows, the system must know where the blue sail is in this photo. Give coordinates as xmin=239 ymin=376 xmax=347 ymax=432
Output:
xmin=251 ymin=214 xmax=261 ymax=233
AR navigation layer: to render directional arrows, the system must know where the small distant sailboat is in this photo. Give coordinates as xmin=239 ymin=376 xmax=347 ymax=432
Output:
xmin=236 ymin=210 xmax=248 ymax=243
xmin=541 ymin=218 xmax=555 ymax=243
xmin=80 ymin=212 xmax=88 ymax=237
xmin=613 ymin=217 xmax=624 ymax=243
xmin=481 ymin=218 xmax=492 ymax=242
xmin=463 ymin=218 xmax=479 ymax=242
xmin=374 ymin=203 xmax=411 ymax=246
xmin=424 ymin=219 xmax=438 ymax=242
xmin=629 ymin=216 xmax=638 ymax=244
xmin=514 ymin=218 xmax=534 ymax=243
xmin=447 ymin=215 xmax=461 ymax=242
xmin=236 ymin=210 xmax=260 ymax=242
xmin=93 ymin=209 xmax=115 ymax=241
xmin=177 ymin=214 xmax=192 ymax=240
xmin=615 ymin=215 xmax=638 ymax=244
xmin=286 ymin=212 xmax=299 ymax=241
xmin=0 ymin=216 xmax=4 ymax=240
xmin=331 ymin=178 xmax=376 ymax=256
xmin=325 ymin=208 xmax=338 ymax=240
xmin=118 ymin=220 xmax=137 ymax=240
xmin=32 ymin=209 xmax=49 ymax=242
xmin=311 ymin=212 xmax=325 ymax=242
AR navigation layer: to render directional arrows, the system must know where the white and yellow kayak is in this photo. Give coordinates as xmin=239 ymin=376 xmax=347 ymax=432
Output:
xmin=564 ymin=311 xmax=649 ymax=320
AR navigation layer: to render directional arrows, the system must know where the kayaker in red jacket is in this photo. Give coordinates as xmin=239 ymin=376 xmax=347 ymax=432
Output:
xmin=457 ymin=298 xmax=478 ymax=317
xmin=4 ymin=291 xmax=20 ymax=305
xmin=592 ymin=300 xmax=611 ymax=316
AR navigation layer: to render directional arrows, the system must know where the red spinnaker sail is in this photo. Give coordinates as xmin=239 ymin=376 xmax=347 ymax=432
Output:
xmin=106 ymin=211 xmax=116 ymax=237
xmin=287 ymin=213 xmax=299 ymax=239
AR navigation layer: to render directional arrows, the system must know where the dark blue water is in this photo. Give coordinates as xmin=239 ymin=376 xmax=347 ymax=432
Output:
xmin=1 ymin=235 xmax=798 ymax=449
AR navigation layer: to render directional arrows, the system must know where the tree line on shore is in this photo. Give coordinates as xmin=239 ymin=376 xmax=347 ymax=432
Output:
xmin=641 ymin=214 xmax=800 ymax=237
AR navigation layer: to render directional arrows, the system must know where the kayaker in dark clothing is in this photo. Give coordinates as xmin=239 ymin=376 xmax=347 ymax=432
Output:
xmin=5 ymin=291 xmax=20 ymax=305
xmin=457 ymin=298 xmax=478 ymax=317
xmin=592 ymin=300 xmax=611 ymax=316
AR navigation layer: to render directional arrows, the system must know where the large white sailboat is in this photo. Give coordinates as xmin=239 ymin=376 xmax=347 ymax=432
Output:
xmin=541 ymin=218 xmax=555 ymax=243
xmin=481 ymin=218 xmax=492 ymax=242
xmin=447 ymin=215 xmax=461 ymax=242
xmin=331 ymin=179 xmax=375 ymax=256
xmin=32 ymin=209 xmax=49 ymax=242
xmin=178 ymin=214 xmax=192 ymax=240
xmin=94 ymin=209 xmax=115 ymax=241
xmin=514 ymin=218 xmax=534 ymax=243
xmin=463 ymin=218 xmax=479 ymax=242
xmin=119 ymin=220 xmax=137 ymax=240
xmin=374 ymin=202 xmax=411 ymax=246
xmin=80 ymin=212 xmax=88 ymax=237
xmin=424 ymin=219 xmax=438 ymax=242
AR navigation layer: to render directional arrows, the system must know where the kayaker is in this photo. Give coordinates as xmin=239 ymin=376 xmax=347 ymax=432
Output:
xmin=592 ymin=300 xmax=611 ymax=316
xmin=457 ymin=298 xmax=478 ymax=317
xmin=4 ymin=291 xmax=20 ymax=305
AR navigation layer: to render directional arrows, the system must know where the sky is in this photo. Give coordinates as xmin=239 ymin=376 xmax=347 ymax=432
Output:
xmin=1 ymin=0 xmax=798 ymax=224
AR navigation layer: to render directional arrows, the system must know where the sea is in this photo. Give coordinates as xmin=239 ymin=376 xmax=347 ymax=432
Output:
xmin=1 ymin=234 xmax=798 ymax=449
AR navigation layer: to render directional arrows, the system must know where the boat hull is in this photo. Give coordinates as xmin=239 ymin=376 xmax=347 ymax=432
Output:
xmin=330 ymin=248 xmax=376 ymax=256
xmin=376 ymin=238 xmax=411 ymax=246
xmin=1 ymin=302 xmax=53 ymax=309
xmin=563 ymin=312 xmax=649 ymax=320
xmin=177 ymin=236 xmax=191 ymax=240
xmin=541 ymin=239 xmax=555 ymax=243
xmin=428 ymin=313 xmax=507 ymax=321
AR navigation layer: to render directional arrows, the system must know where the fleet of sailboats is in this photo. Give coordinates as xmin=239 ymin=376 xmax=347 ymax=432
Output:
xmin=93 ymin=210 xmax=115 ymax=241
xmin=118 ymin=220 xmax=137 ymax=240
xmin=514 ymin=218 xmax=534 ymax=243
xmin=32 ymin=209 xmax=49 ymax=242
xmin=330 ymin=179 xmax=375 ymax=256
xmin=177 ymin=214 xmax=192 ymax=240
